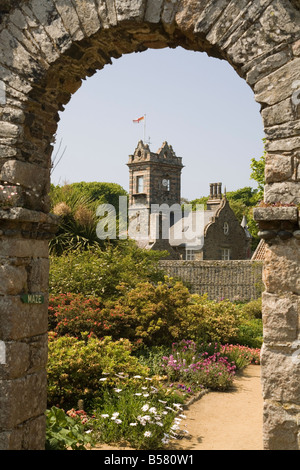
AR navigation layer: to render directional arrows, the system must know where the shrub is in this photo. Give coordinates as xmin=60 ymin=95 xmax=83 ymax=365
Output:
xmin=48 ymin=293 xmax=104 ymax=338
xmin=220 ymin=344 xmax=260 ymax=368
xmin=91 ymin=376 xmax=187 ymax=450
xmin=161 ymin=340 xmax=236 ymax=391
xmin=240 ymin=298 xmax=262 ymax=319
xmin=235 ymin=318 xmax=263 ymax=349
xmin=47 ymin=335 xmax=149 ymax=409
xmin=49 ymin=243 xmax=166 ymax=300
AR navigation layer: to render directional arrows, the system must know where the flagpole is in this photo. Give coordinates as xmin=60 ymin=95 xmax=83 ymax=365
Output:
xmin=144 ymin=114 xmax=146 ymax=144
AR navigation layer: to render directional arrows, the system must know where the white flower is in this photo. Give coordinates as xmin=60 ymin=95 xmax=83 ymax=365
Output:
xmin=99 ymin=378 xmax=107 ymax=381
xmin=114 ymin=388 xmax=122 ymax=393
xmin=130 ymin=423 xmax=137 ymax=426
xmin=112 ymin=412 xmax=119 ymax=418
xmin=179 ymin=414 xmax=186 ymax=419
xmin=173 ymin=403 xmax=183 ymax=409
xmin=133 ymin=375 xmax=142 ymax=379
xmin=149 ymin=407 xmax=157 ymax=414
xmin=141 ymin=404 xmax=149 ymax=412
xmin=143 ymin=393 xmax=149 ymax=397
xmin=171 ymin=424 xmax=180 ymax=431
xmin=144 ymin=431 xmax=152 ymax=438
xmin=101 ymin=414 xmax=109 ymax=418
xmin=156 ymin=421 xmax=163 ymax=427
xmin=161 ymin=438 xmax=169 ymax=444
xmin=115 ymin=419 xmax=122 ymax=424
xmin=141 ymin=387 xmax=147 ymax=390
xmin=142 ymin=415 xmax=151 ymax=421
xmin=135 ymin=393 xmax=142 ymax=396
xmin=85 ymin=429 xmax=92 ymax=434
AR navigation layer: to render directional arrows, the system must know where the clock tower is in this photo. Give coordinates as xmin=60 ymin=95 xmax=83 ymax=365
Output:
xmin=127 ymin=140 xmax=184 ymax=248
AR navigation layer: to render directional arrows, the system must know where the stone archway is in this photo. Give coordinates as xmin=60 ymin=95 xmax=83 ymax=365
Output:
xmin=0 ymin=0 xmax=299 ymax=450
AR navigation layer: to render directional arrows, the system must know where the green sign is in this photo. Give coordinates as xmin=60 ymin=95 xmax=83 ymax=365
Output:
xmin=21 ymin=294 xmax=44 ymax=304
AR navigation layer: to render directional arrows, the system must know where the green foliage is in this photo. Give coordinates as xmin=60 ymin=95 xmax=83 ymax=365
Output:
xmin=47 ymin=335 xmax=149 ymax=409
xmin=235 ymin=318 xmax=263 ymax=349
xmin=45 ymin=406 xmax=93 ymax=450
xmin=50 ymin=181 xmax=128 ymax=209
xmin=49 ymin=182 xmax=128 ymax=255
xmin=250 ymin=140 xmax=266 ymax=195
xmin=240 ymin=297 xmax=262 ymax=319
xmin=49 ymin=242 xmax=166 ymax=300
xmin=91 ymin=382 xmax=184 ymax=450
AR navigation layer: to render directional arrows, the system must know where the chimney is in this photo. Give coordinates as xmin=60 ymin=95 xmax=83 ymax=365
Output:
xmin=207 ymin=182 xmax=223 ymax=210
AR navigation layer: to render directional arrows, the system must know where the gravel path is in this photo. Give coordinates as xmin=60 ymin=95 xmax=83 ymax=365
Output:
xmin=169 ymin=365 xmax=263 ymax=451
xmin=93 ymin=365 xmax=264 ymax=451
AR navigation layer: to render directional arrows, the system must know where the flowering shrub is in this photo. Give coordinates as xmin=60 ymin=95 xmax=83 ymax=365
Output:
xmin=162 ymin=350 xmax=236 ymax=392
xmin=47 ymin=335 xmax=149 ymax=409
xmin=91 ymin=375 xmax=188 ymax=450
xmin=220 ymin=344 xmax=261 ymax=368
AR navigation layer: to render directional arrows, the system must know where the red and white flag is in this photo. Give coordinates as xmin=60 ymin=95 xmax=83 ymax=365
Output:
xmin=133 ymin=116 xmax=145 ymax=123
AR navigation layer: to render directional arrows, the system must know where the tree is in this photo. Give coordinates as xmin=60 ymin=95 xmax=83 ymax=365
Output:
xmin=250 ymin=138 xmax=266 ymax=196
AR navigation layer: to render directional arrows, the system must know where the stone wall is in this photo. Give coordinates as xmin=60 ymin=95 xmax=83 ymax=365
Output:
xmin=159 ymin=260 xmax=263 ymax=301
xmin=0 ymin=0 xmax=299 ymax=451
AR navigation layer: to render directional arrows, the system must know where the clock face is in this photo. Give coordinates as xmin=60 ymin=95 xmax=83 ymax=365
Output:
xmin=162 ymin=179 xmax=168 ymax=186
xmin=223 ymin=222 xmax=229 ymax=235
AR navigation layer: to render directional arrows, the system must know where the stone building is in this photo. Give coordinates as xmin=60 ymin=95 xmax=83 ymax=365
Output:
xmin=127 ymin=141 xmax=252 ymax=260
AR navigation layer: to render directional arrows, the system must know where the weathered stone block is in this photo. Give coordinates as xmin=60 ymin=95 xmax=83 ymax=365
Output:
xmin=114 ymin=0 xmax=147 ymax=22
xmin=0 ymin=237 xmax=49 ymax=258
xmin=29 ymin=0 xmax=72 ymax=54
xmin=0 ymin=263 xmax=27 ymax=295
xmin=0 ymin=371 xmax=47 ymax=429
xmin=0 ymin=340 xmax=30 ymax=380
xmin=54 ymin=0 xmax=84 ymax=41
xmin=261 ymin=345 xmax=300 ymax=404
xmin=0 ymin=121 xmax=20 ymax=139
xmin=27 ymin=258 xmax=50 ymax=293
xmin=22 ymin=414 xmax=46 ymax=450
xmin=266 ymin=136 xmax=300 ymax=153
xmin=262 ymin=98 xmax=295 ymax=127
xmin=71 ymin=0 xmax=101 ymax=37
xmin=264 ymin=182 xmax=300 ymax=204
xmin=265 ymin=154 xmax=293 ymax=183
xmin=263 ymin=401 xmax=299 ymax=450
xmin=246 ymin=50 xmax=291 ymax=86
xmin=96 ymin=0 xmax=118 ymax=27
xmin=263 ymin=238 xmax=300 ymax=295
xmin=253 ymin=206 xmax=298 ymax=222
xmin=262 ymin=292 xmax=299 ymax=342
xmin=145 ymin=0 xmax=164 ymax=23
xmin=0 ymin=296 xmax=48 ymax=340
xmin=255 ymin=59 xmax=300 ymax=106
xmin=0 ymin=160 xmax=49 ymax=192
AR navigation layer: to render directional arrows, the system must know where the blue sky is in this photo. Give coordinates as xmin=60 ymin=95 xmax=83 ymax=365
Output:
xmin=51 ymin=46 xmax=265 ymax=201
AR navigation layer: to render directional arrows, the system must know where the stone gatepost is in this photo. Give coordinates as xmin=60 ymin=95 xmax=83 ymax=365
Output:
xmin=0 ymin=209 xmax=57 ymax=450
xmin=253 ymin=206 xmax=300 ymax=449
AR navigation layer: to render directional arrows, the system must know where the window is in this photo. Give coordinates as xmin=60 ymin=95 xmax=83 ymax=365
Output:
xmin=136 ymin=176 xmax=144 ymax=193
xmin=186 ymin=249 xmax=195 ymax=260
xmin=223 ymin=222 xmax=229 ymax=235
xmin=221 ymin=248 xmax=230 ymax=260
